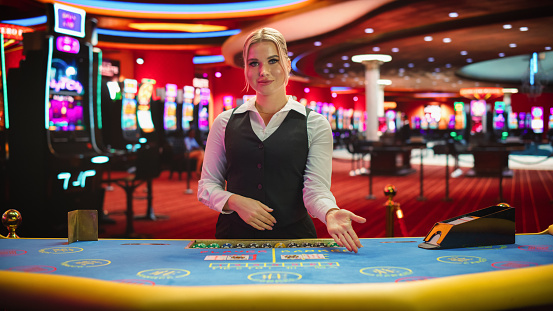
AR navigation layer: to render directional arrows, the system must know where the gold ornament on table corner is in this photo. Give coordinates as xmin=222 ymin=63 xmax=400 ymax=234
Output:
xmin=2 ymin=209 xmax=22 ymax=239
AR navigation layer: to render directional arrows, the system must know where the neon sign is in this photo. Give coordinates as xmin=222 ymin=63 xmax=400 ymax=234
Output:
xmin=50 ymin=77 xmax=84 ymax=94
xmin=57 ymin=170 xmax=96 ymax=190
xmin=53 ymin=3 xmax=86 ymax=38
xmin=56 ymin=36 xmax=80 ymax=54
xmin=0 ymin=23 xmax=33 ymax=41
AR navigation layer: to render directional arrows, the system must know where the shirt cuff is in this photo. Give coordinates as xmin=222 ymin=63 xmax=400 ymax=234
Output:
xmin=310 ymin=198 xmax=339 ymax=225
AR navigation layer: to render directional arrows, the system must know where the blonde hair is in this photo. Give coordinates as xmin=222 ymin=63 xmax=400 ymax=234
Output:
xmin=242 ymin=27 xmax=290 ymax=91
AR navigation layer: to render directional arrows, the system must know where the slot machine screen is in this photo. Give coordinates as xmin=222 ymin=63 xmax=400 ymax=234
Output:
xmin=531 ymin=106 xmax=544 ymax=134
xmin=49 ymin=95 xmax=84 ymax=131
xmin=549 ymin=108 xmax=553 ymax=130
xmin=454 ymin=102 xmax=465 ymax=130
xmin=49 ymin=57 xmax=86 ymax=132
xmin=385 ymin=110 xmax=396 ymax=132
xmin=122 ymin=98 xmax=137 ymax=131
xmin=163 ymin=84 xmax=177 ymax=131
xmin=508 ymin=113 xmax=518 ymax=130
xmin=137 ymin=81 xmax=155 ymax=133
xmin=519 ymin=112 xmax=527 ymax=129
xmin=470 ymin=100 xmax=486 ymax=133
xmin=198 ymin=88 xmax=210 ymax=131
xmin=182 ymin=85 xmax=194 ymax=131
xmin=122 ymin=79 xmax=138 ymax=132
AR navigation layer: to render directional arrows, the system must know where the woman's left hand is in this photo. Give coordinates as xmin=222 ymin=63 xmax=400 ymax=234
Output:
xmin=326 ymin=209 xmax=366 ymax=253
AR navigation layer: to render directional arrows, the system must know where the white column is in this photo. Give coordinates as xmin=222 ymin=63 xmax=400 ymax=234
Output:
xmin=377 ymin=84 xmax=385 ymax=119
xmin=363 ymin=60 xmax=382 ymax=141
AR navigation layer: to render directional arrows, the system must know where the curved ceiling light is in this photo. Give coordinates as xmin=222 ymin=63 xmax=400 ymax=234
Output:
xmin=0 ymin=16 xmax=47 ymax=26
xmin=35 ymin=0 xmax=312 ymax=19
xmin=97 ymin=28 xmax=241 ymax=39
xmin=128 ymin=23 xmax=228 ymax=33
xmin=1 ymin=17 xmax=241 ymax=39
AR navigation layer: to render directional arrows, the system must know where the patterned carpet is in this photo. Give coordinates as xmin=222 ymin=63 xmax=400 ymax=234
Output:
xmin=100 ymin=149 xmax=553 ymax=240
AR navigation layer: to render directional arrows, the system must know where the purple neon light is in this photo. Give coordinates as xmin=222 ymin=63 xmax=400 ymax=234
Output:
xmin=56 ymin=36 xmax=80 ymax=54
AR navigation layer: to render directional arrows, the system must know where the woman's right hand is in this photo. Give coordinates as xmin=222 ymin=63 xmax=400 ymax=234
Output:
xmin=226 ymin=195 xmax=276 ymax=230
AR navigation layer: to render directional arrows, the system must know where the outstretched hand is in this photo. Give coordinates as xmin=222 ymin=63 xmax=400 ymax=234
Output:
xmin=326 ymin=209 xmax=366 ymax=253
xmin=226 ymin=194 xmax=277 ymax=230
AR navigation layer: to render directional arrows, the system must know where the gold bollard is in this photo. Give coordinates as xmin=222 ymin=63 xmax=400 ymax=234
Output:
xmin=383 ymin=185 xmax=400 ymax=237
xmin=2 ymin=209 xmax=22 ymax=239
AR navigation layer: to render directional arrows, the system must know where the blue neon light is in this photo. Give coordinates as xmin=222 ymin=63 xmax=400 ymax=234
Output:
xmin=1 ymin=34 xmax=8 ymax=129
xmin=1 ymin=16 xmax=240 ymax=39
xmin=0 ymin=15 xmax=47 ymax=26
xmin=291 ymin=52 xmax=309 ymax=72
xmin=193 ymin=55 xmax=225 ymax=64
xmin=47 ymin=0 xmax=307 ymax=13
xmin=331 ymin=87 xmax=352 ymax=92
xmin=91 ymin=156 xmax=110 ymax=164
xmin=45 ymin=36 xmax=53 ymax=130
xmin=57 ymin=172 xmax=71 ymax=190
xmin=530 ymin=52 xmax=538 ymax=86
xmin=57 ymin=170 xmax=96 ymax=190
xmin=97 ymin=28 xmax=240 ymax=39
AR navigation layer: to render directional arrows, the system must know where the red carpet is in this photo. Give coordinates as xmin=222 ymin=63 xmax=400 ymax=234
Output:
xmin=100 ymin=159 xmax=553 ymax=239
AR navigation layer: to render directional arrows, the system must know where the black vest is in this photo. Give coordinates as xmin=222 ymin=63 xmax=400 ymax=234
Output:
xmin=216 ymin=107 xmax=317 ymax=239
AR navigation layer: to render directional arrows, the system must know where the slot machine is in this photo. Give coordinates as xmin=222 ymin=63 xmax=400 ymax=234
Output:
xmin=6 ymin=3 xmax=109 ymax=237
xmin=182 ymin=85 xmax=194 ymax=132
xmin=378 ymin=116 xmax=387 ymax=132
xmin=336 ymin=107 xmax=344 ymax=130
xmin=508 ymin=112 xmax=518 ymax=130
xmin=121 ymin=78 xmax=140 ymax=147
xmin=493 ymin=101 xmax=506 ymax=130
xmin=197 ymin=87 xmax=210 ymax=136
xmin=163 ymin=83 xmax=178 ymax=134
xmin=547 ymin=108 xmax=553 ymax=143
xmin=223 ymin=95 xmax=234 ymax=111
xmin=547 ymin=108 xmax=553 ymax=131
xmin=470 ymin=100 xmax=486 ymax=134
xmin=352 ymin=110 xmax=361 ymax=130
xmin=385 ymin=110 xmax=396 ymax=133
xmin=411 ymin=116 xmax=421 ymax=130
xmin=530 ymin=106 xmax=544 ymax=134
xmin=518 ymin=112 xmax=527 ymax=130
xmin=453 ymin=102 xmax=466 ymax=130
xmin=136 ymin=78 xmax=156 ymax=140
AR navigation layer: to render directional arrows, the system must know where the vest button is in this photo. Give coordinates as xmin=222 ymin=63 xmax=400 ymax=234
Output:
xmin=257 ymin=163 xmax=262 ymax=169
xmin=258 ymin=184 xmax=263 ymax=190
xmin=258 ymin=143 xmax=264 ymax=149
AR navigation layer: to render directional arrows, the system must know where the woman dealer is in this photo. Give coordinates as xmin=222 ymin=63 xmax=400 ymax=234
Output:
xmin=197 ymin=28 xmax=365 ymax=253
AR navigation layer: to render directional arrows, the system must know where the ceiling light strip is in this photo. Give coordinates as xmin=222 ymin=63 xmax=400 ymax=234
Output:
xmin=1 ymin=16 xmax=240 ymax=39
xmin=0 ymin=16 xmax=47 ymax=26
xmin=193 ymin=55 xmax=225 ymax=64
xmin=36 ymin=0 xmax=311 ymax=19
xmin=97 ymin=28 xmax=240 ymax=39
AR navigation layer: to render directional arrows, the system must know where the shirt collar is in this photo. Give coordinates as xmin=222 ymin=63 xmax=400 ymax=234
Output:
xmin=235 ymin=96 xmax=306 ymax=116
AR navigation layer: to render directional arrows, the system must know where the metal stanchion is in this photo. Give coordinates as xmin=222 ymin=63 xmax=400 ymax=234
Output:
xmin=384 ymin=184 xmax=405 ymax=237
xmin=442 ymin=149 xmax=452 ymax=202
xmin=366 ymin=148 xmax=376 ymax=200
xmin=184 ymin=152 xmax=194 ymax=194
xmin=416 ymin=147 xmax=427 ymax=201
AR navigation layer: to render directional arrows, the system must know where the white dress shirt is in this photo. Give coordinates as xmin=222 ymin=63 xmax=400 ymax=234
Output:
xmin=197 ymin=97 xmax=338 ymax=224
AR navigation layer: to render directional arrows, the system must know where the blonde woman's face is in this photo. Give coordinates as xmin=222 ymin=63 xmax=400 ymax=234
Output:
xmin=246 ymin=41 xmax=290 ymax=96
